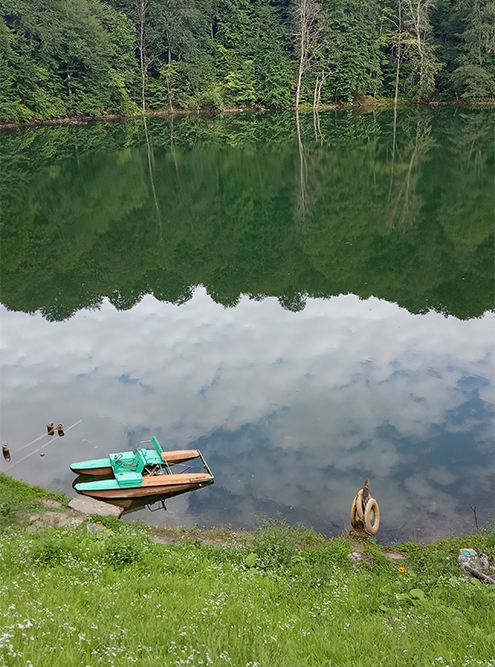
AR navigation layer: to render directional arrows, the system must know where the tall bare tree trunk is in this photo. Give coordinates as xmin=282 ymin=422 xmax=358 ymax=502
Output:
xmin=405 ymin=0 xmax=435 ymax=102
xmin=296 ymin=26 xmax=306 ymax=108
xmin=394 ymin=0 xmax=402 ymax=108
xmin=136 ymin=0 xmax=149 ymax=115
xmin=293 ymin=0 xmax=321 ymax=108
xmin=412 ymin=2 xmax=424 ymax=100
xmin=165 ymin=39 xmax=173 ymax=112
xmin=312 ymin=72 xmax=319 ymax=111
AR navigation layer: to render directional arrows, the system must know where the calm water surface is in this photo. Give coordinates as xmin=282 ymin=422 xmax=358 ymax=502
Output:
xmin=0 ymin=108 xmax=493 ymax=542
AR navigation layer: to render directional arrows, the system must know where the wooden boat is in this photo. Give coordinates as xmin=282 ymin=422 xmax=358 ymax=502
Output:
xmin=70 ymin=448 xmax=201 ymax=476
xmin=70 ymin=437 xmax=214 ymax=500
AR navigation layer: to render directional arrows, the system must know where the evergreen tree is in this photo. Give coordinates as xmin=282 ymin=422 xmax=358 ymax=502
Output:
xmin=452 ymin=0 xmax=495 ymax=97
xmin=147 ymin=0 xmax=214 ymax=109
xmin=322 ymin=0 xmax=383 ymax=103
xmin=403 ymin=0 xmax=442 ymax=101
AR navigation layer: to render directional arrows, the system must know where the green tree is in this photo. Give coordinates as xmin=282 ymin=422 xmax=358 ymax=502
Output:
xmin=452 ymin=0 xmax=495 ymax=97
xmin=430 ymin=0 xmax=463 ymax=98
xmin=0 ymin=0 xmax=138 ymax=121
xmin=403 ymin=0 xmax=442 ymax=101
xmin=0 ymin=16 xmax=37 ymax=121
xmin=322 ymin=0 xmax=383 ymax=103
xmin=147 ymin=0 xmax=213 ymax=109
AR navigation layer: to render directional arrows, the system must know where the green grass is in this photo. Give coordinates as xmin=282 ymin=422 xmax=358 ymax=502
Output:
xmin=0 ymin=516 xmax=494 ymax=667
xmin=0 ymin=475 xmax=493 ymax=666
xmin=0 ymin=473 xmax=69 ymax=527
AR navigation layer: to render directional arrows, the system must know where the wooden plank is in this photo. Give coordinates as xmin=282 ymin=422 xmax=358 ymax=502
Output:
xmin=79 ymin=480 xmax=211 ymax=499
xmin=141 ymin=473 xmax=211 ymax=487
xmin=161 ymin=450 xmax=200 ymax=463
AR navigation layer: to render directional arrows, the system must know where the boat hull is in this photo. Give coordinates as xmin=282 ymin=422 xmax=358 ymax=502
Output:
xmin=78 ymin=481 xmax=210 ymax=499
xmin=73 ymin=466 xmax=112 ymax=476
xmin=75 ymin=472 xmax=213 ymax=499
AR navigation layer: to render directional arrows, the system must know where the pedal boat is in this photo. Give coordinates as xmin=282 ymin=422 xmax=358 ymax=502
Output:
xmin=70 ymin=437 xmax=214 ymax=500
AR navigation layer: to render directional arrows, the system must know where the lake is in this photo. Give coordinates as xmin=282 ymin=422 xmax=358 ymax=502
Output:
xmin=0 ymin=107 xmax=493 ymax=543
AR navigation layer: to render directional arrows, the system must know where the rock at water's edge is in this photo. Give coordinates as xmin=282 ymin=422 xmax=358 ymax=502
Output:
xmin=69 ymin=496 xmax=123 ymax=518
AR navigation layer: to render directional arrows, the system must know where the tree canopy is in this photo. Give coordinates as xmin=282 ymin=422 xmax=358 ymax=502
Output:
xmin=0 ymin=0 xmax=494 ymax=122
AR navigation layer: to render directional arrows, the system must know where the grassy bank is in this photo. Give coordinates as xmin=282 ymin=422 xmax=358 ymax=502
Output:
xmin=0 ymin=474 xmax=494 ymax=667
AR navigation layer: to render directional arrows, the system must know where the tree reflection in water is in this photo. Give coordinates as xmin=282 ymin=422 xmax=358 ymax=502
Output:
xmin=0 ymin=108 xmax=493 ymax=321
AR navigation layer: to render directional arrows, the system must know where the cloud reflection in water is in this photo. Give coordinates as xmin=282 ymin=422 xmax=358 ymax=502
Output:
xmin=0 ymin=288 xmax=493 ymax=542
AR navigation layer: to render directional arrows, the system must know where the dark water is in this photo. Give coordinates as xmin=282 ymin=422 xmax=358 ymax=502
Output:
xmin=0 ymin=108 xmax=494 ymax=542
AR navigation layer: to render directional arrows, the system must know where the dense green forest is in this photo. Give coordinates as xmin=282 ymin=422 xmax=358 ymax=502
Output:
xmin=0 ymin=0 xmax=494 ymax=122
xmin=1 ymin=108 xmax=493 ymax=320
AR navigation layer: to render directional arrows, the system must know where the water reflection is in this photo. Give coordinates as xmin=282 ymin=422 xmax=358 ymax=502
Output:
xmin=1 ymin=108 xmax=493 ymax=321
xmin=1 ymin=290 xmax=493 ymax=542
xmin=0 ymin=108 xmax=493 ymax=541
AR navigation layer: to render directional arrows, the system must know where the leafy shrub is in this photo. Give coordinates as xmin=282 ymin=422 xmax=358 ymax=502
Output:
xmin=320 ymin=539 xmax=352 ymax=567
xmin=197 ymin=85 xmax=223 ymax=111
xmin=32 ymin=533 xmax=65 ymax=566
xmin=252 ymin=517 xmax=298 ymax=569
xmin=104 ymin=534 xmax=144 ymax=567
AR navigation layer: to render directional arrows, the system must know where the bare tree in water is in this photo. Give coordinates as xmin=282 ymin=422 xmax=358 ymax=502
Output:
xmin=143 ymin=117 xmax=163 ymax=242
xmin=295 ymin=111 xmax=308 ymax=221
xmin=295 ymin=112 xmax=323 ymax=230
xmin=387 ymin=111 xmax=434 ymax=229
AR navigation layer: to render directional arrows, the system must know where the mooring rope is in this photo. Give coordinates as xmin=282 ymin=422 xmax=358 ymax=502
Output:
xmin=8 ymin=420 xmax=82 ymax=470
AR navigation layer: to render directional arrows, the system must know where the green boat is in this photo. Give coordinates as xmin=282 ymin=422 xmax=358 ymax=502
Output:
xmin=71 ymin=437 xmax=214 ymax=500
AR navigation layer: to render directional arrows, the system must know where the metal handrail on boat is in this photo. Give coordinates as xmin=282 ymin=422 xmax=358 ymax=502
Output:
xmin=197 ymin=450 xmax=214 ymax=480
xmin=136 ymin=441 xmax=213 ymax=480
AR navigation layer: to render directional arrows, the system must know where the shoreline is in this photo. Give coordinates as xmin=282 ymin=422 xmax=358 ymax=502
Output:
xmin=0 ymin=472 xmax=488 ymax=551
xmin=1 ymin=472 xmax=494 ymax=666
xmin=1 ymin=98 xmax=493 ymax=131
xmin=1 ymin=475 xmax=494 ymax=665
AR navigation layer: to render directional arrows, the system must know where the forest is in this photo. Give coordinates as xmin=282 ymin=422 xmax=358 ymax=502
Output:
xmin=0 ymin=0 xmax=494 ymax=123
